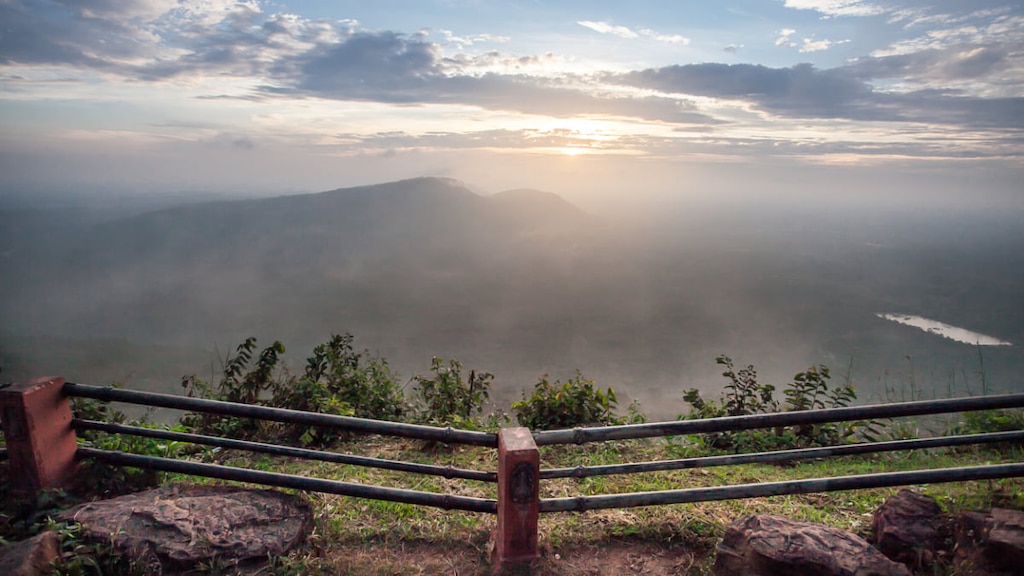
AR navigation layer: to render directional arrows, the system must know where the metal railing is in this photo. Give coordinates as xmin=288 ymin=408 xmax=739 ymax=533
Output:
xmin=16 ymin=384 xmax=1024 ymax=512
xmin=62 ymin=382 xmax=498 ymax=513
xmin=539 ymin=462 xmax=1024 ymax=512
xmin=3 ymin=377 xmax=1022 ymax=569
xmin=532 ymin=392 xmax=1024 ymax=512
xmin=538 ymin=429 xmax=1024 ymax=479
xmin=65 ymin=382 xmax=497 ymax=447
xmin=74 ymin=420 xmax=496 ymax=482
xmin=532 ymin=393 xmax=1024 ymax=445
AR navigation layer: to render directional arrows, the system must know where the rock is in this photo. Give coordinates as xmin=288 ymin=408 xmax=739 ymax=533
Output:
xmin=955 ymin=508 xmax=1024 ymax=575
xmin=0 ymin=531 xmax=61 ymax=576
xmin=871 ymin=489 xmax=953 ymax=569
xmin=987 ymin=508 xmax=1024 ymax=571
xmin=714 ymin=514 xmax=911 ymax=576
xmin=57 ymin=484 xmax=312 ymax=572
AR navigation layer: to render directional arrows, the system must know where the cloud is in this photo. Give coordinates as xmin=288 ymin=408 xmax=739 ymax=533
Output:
xmin=723 ymin=44 xmax=743 ymax=54
xmin=776 ymin=29 xmax=797 ymax=47
xmin=799 ymin=38 xmax=848 ymax=52
xmin=289 ymin=32 xmax=440 ymax=99
xmin=613 ymin=62 xmax=1024 ymax=129
xmin=638 ymin=29 xmax=690 ymax=45
xmin=578 ymin=20 xmax=638 ymax=39
xmin=577 ymin=21 xmax=689 ymax=44
xmin=617 ymin=63 xmax=868 ymax=117
xmin=783 ymin=0 xmax=886 ymax=18
xmin=0 ymin=0 xmax=284 ymax=73
xmin=850 ymin=45 xmax=1015 ymax=82
xmin=3 ymin=0 xmax=1020 ymax=141
xmin=774 ymin=28 xmax=850 ymax=54
xmin=435 ymin=29 xmax=511 ymax=47
xmin=263 ymin=30 xmax=716 ymax=124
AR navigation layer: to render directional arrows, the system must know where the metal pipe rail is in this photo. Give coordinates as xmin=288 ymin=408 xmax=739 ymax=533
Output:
xmin=64 ymin=382 xmax=497 ymax=447
xmin=75 ymin=419 xmax=497 ymax=483
xmin=539 ymin=462 xmax=1024 ymax=513
xmin=533 ymin=393 xmax=1024 ymax=446
xmin=77 ymin=447 xmax=497 ymax=513
xmin=539 ymin=429 xmax=1024 ymax=480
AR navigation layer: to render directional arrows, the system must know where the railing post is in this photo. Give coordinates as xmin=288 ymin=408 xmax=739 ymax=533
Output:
xmin=0 ymin=377 xmax=78 ymax=496
xmin=492 ymin=427 xmax=539 ymax=573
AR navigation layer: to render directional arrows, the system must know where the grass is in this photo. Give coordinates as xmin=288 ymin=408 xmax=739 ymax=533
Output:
xmin=1 ymin=429 xmax=1020 ymax=574
xmin=89 ymin=437 xmax=1021 ymax=575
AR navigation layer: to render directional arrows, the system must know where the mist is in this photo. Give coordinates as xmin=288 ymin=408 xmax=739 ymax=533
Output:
xmin=2 ymin=173 xmax=1023 ymax=420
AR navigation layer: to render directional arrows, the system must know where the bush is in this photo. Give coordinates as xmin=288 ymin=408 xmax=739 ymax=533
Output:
xmin=180 ymin=337 xmax=286 ymax=440
xmin=412 ymin=357 xmax=492 ymax=428
xmin=271 ymin=333 xmax=406 ymax=446
xmin=681 ymin=355 xmax=871 ymax=452
xmin=181 ymin=335 xmax=410 ymax=446
xmin=513 ymin=371 xmax=624 ymax=430
xmin=951 ymin=408 xmax=1024 ymax=438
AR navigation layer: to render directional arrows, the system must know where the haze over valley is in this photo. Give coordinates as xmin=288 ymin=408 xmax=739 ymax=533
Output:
xmin=1 ymin=1 xmax=1022 ymax=417
xmin=2 ymin=176 xmax=1021 ymax=418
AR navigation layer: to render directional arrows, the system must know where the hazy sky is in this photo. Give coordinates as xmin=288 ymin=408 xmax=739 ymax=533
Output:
xmin=1 ymin=0 xmax=1022 ymax=206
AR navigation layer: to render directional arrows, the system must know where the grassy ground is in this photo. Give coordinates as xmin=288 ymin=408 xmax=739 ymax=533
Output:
xmin=147 ymin=437 xmax=1024 ymax=575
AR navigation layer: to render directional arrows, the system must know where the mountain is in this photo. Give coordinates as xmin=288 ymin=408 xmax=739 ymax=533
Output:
xmin=1 ymin=178 xmax=623 ymax=399
xmin=2 ymin=177 xmax=590 ymax=337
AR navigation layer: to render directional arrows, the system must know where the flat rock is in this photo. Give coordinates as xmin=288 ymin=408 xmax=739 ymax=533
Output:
xmin=0 ymin=531 xmax=61 ymax=576
xmin=57 ymin=484 xmax=312 ymax=572
xmin=714 ymin=514 xmax=911 ymax=576
xmin=871 ymin=489 xmax=953 ymax=569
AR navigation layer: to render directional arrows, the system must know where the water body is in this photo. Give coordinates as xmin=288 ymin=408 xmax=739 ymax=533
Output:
xmin=877 ymin=313 xmax=1013 ymax=347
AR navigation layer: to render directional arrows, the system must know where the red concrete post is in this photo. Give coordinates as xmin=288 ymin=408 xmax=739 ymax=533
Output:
xmin=0 ymin=377 xmax=78 ymax=495
xmin=492 ymin=427 xmax=539 ymax=572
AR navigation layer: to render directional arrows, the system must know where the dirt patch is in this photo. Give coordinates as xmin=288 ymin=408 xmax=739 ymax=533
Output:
xmin=307 ymin=538 xmax=709 ymax=576
xmin=538 ymin=541 xmax=706 ymax=575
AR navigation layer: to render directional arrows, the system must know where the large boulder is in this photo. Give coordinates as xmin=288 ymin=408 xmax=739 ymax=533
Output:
xmin=57 ymin=484 xmax=312 ymax=572
xmin=714 ymin=514 xmax=911 ymax=576
xmin=871 ymin=489 xmax=953 ymax=569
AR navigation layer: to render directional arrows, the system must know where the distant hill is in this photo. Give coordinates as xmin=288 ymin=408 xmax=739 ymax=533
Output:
xmin=1 ymin=177 xmax=605 ymax=363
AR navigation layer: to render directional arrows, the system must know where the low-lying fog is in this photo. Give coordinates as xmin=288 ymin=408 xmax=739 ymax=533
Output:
xmin=2 ymin=177 xmax=1022 ymax=420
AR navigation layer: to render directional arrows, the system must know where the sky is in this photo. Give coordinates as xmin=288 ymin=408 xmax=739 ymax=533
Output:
xmin=1 ymin=0 xmax=1022 ymax=209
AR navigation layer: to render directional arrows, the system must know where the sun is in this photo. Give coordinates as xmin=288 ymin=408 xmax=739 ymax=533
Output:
xmin=559 ymin=146 xmax=588 ymax=156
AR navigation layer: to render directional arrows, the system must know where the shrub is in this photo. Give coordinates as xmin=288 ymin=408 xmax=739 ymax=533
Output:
xmin=271 ymin=333 xmax=406 ymax=446
xmin=179 ymin=337 xmax=286 ymax=440
xmin=951 ymin=409 xmax=1024 ymax=440
xmin=681 ymin=355 xmax=870 ymax=452
xmin=412 ymin=357 xmax=492 ymax=428
xmin=513 ymin=371 xmax=624 ymax=430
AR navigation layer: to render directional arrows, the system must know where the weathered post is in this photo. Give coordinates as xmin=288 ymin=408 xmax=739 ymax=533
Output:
xmin=492 ymin=426 xmax=539 ymax=573
xmin=0 ymin=377 xmax=78 ymax=495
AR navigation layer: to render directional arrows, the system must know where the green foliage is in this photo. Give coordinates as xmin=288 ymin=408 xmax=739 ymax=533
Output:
xmin=50 ymin=519 xmax=151 ymax=576
xmin=512 ymin=371 xmax=625 ymax=430
xmin=951 ymin=409 xmax=1024 ymax=437
xmin=181 ymin=335 xmax=410 ymax=446
xmin=681 ymin=355 xmax=872 ymax=452
xmin=180 ymin=338 xmax=286 ymax=440
xmin=271 ymin=333 xmax=406 ymax=446
xmin=681 ymin=356 xmax=777 ymax=425
xmin=71 ymin=391 xmax=184 ymax=497
xmin=412 ymin=357 xmax=492 ymax=428
xmin=223 ymin=337 xmax=285 ymax=405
